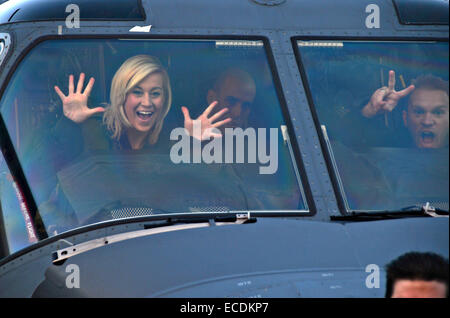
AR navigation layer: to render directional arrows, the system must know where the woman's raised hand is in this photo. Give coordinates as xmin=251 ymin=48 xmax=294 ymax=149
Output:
xmin=54 ymin=73 xmax=105 ymax=124
xmin=362 ymin=70 xmax=415 ymax=118
xmin=181 ymin=101 xmax=232 ymax=140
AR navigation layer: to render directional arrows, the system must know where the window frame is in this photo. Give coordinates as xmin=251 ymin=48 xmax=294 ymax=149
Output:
xmin=0 ymin=34 xmax=318 ymax=262
xmin=291 ymin=36 xmax=450 ymax=215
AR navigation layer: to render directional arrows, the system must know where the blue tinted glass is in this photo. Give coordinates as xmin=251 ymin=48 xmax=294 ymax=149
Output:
xmin=298 ymin=41 xmax=449 ymax=211
xmin=0 ymin=39 xmax=307 ymax=252
xmin=0 ymin=151 xmax=39 ymax=256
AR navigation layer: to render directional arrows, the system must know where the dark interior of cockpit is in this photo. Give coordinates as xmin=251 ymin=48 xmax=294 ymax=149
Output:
xmin=0 ymin=38 xmax=305 ymax=248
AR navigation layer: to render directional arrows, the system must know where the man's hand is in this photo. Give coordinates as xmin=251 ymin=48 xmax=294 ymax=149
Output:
xmin=362 ymin=70 xmax=415 ymax=118
xmin=181 ymin=101 xmax=232 ymax=140
xmin=54 ymin=73 xmax=104 ymax=124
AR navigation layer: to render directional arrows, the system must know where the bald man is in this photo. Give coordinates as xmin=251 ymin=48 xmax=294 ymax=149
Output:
xmin=206 ymin=68 xmax=256 ymax=131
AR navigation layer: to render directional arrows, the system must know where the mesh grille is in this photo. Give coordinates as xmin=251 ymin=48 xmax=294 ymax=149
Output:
xmin=110 ymin=207 xmax=154 ymax=219
xmin=110 ymin=206 xmax=231 ymax=219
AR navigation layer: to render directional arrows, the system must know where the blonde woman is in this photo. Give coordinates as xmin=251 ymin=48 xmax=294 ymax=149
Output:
xmin=54 ymin=55 xmax=230 ymax=151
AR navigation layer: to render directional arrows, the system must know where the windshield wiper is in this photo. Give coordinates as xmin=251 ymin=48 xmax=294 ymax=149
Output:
xmin=143 ymin=213 xmax=257 ymax=228
xmin=399 ymin=203 xmax=448 ymax=215
xmin=331 ymin=204 xmax=449 ymax=222
xmin=82 ymin=200 xmax=258 ymax=225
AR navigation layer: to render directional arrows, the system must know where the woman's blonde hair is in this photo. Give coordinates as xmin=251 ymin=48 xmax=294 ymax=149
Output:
xmin=104 ymin=55 xmax=172 ymax=145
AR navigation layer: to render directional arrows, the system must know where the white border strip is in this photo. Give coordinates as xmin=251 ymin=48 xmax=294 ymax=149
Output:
xmin=53 ymin=222 xmax=210 ymax=263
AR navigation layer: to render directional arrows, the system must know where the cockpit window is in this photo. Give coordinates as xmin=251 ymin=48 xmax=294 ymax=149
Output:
xmin=0 ymin=38 xmax=308 ymax=255
xmin=295 ymin=40 xmax=449 ymax=212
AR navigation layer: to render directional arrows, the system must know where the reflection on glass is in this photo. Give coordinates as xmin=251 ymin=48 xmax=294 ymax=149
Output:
xmin=0 ymin=39 xmax=307 ymax=255
xmin=297 ymin=40 xmax=449 ymax=211
xmin=0 ymin=152 xmax=39 ymax=256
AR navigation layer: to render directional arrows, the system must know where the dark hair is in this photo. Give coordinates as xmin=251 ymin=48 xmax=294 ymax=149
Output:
xmin=385 ymin=252 xmax=449 ymax=298
xmin=410 ymin=74 xmax=449 ymax=97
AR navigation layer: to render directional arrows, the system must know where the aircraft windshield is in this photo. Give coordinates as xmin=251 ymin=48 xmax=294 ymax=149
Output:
xmin=0 ymin=39 xmax=307 ymax=254
xmin=296 ymin=40 xmax=449 ymax=212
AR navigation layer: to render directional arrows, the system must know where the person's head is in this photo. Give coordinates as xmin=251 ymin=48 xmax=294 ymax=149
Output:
xmin=104 ymin=55 xmax=172 ymax=146
xmin=403 ymin=75 xmax=449 ymax=149
xmin=385 ymin=252 xmax=449 ymax=298
xmin=207 ymin=68 xmax=256 ymax=129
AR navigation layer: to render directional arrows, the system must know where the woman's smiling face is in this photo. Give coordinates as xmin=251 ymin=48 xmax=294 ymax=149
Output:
xmin=124 ymin=72 xmax=165 ymax=137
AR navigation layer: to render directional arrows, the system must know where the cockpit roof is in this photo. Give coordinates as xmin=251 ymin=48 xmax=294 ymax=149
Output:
xmin=0 ymin=0 xmax=145 ymax=25
xmin=0 ymin=0 xmax=448 ymax=28
xmin=393 ymin=0 xmax=449 ymax=25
